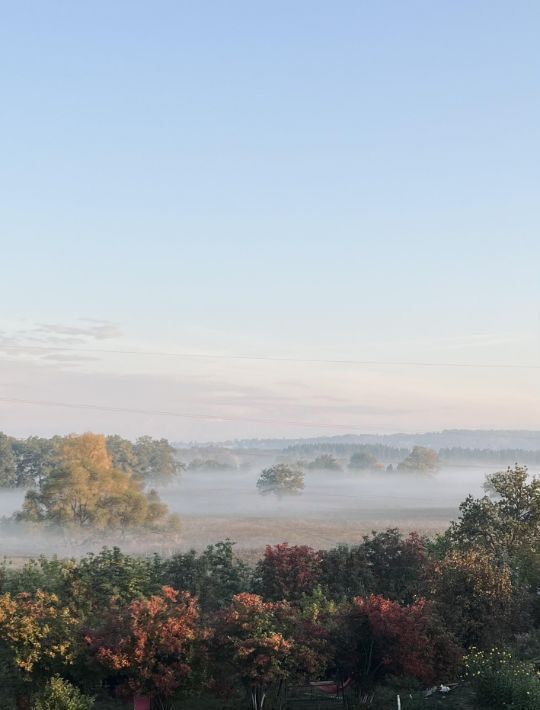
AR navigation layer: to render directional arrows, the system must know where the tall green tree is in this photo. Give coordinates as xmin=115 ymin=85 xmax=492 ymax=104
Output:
xmin=362 ymin=529 xmax=428 ymax=604
xmin=0 ymin=432 xmax=17 ymax=487
xmin=11 ymin=436 xmax=59 ymax=488
xmin=432 ymin=550 xmax=514 ymax=647
xmin=320 ymin=544 xmax=373 ymax=601
xmin=134 ymin=436 xmax=183 ymax=481
xmin=162 ymin=540 xmax=250 ymax=612
xmin=447 ymin=464 xmax=540 ymax=557
xmin=68 ymin=547 xmax=163 ymax=618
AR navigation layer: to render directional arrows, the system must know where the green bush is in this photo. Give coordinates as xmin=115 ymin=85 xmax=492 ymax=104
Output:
xmin=513 ymin=629 xmax=540 ymax=663
xmin=464 ymin=647 xmax=540 ymax=710
xmin=33 ymin=676 xmax=95 ymax=710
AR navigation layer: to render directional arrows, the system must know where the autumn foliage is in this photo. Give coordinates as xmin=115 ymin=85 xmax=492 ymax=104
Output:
xmin=255 ymin=543 xmax=323 ymax=600
xmin=209 ymin=593 xmax=329 ymax=710
xmin=17 ymin=433 xmax=178 ymax=540
xmin=85 ymin=586 xmax=198 ymax=698
xmin=0 ymin=590 xmax=77 ymax=694
xmin=61 ymin=434 xmax=113 ymax=470
xmin=432 ymin=550 xmax=514 ymax=646
xmin=335 ymin=594 xmax=461 ymax=688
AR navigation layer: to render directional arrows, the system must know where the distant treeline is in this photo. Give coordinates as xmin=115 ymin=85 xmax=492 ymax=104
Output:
xmin=177 ymin=446 xmax=241 ymax=471
xmin=439 ymin=447 xmax=540 ymax=465
xmin=285 ymin=442 xmax=410 ymax=461
xmin=285 ymin=442 xmax=540 ymax=467
xmin=226 ymin=429 xmax=540 ymax=451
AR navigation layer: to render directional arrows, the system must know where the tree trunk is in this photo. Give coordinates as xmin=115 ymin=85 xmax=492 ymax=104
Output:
xmin=250 ymin=685 xmax=266 ymax=710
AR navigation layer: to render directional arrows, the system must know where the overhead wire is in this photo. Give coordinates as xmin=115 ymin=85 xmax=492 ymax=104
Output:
xmin=0 ymin=396 xmax=392 ymax=431
xmin=0 ymin=343 xmax=539 ymax=369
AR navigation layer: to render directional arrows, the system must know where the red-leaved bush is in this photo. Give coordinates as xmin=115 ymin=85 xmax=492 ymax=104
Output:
xmin=335 ymin=594 xmax=461 ymax=688
xmin=255 ymin=543 xmax=323 ymax=600
xmin=85 ymin=586 xmax=198 ymax=698
xmin=209 ymin=593 xmax=330 ymax=710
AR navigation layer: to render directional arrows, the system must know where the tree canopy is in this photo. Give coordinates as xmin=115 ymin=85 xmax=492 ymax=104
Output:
xmin=16 ymin=434 xmax=179 ymax=541
xmin=348 ymin=451 xmax=382 ymax=471
xmin=306 ymin=454 xmax=341 ymax=471
xmin=256 ymin=464 xmax=304 ymax=498
xmin=0 ymin=431 xmax=182 ymax=489
xmin=86 ymin=586 xmax=198 ymax=698
xmin=447 ymin=464 xmax=540 ymax=557
xmin=397 ymin=446 xmax=440 ymax=472
xmin=0 ymin=432 xmax=17 ymax=487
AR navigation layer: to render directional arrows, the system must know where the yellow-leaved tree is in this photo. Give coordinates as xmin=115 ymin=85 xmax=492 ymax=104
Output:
xmin=17 ymin=433 xmax=180 ymax=542
xmin=0 ymin=590 xmax=77 ymax=708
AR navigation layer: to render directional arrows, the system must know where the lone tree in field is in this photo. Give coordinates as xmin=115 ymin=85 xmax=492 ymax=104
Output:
xmin=397 ymin=446 xmax=439 ymax=472
xmin=256 ymin=464 xmax=304 ymax=498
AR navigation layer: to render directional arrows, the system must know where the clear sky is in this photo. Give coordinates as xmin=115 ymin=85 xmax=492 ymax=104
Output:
xmin=1 ymin=1 xmax=539 ymax=440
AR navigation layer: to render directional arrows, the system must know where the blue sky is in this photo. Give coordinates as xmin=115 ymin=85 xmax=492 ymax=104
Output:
xmin=0 ymin=1 xmax=539 ymax=439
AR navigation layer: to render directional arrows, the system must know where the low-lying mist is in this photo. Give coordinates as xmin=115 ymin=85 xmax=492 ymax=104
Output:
xmin=156 ymin=465 xmax=490 ymax=519
xmin=0 ymin=463 xmax=499 ymax=558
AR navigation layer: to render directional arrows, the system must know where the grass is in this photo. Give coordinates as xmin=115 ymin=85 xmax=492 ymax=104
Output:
xmin=180 ymin=513 xmax=452 ymax=558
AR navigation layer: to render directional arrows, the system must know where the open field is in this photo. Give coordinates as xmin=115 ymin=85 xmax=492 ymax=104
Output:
xmin=0 ymin=509 xmax=454 ymax=562
xmin=179 ymin=509 xmax=454 ymax=556
xmin=155 ymin=464 xmax=486 ymax=554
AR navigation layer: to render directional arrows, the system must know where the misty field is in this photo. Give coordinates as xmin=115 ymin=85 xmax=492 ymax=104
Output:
xmin=0 ymin=465 xmax=492 ymax=558
xmin=161 ymin=465 xmax=488 ymax=552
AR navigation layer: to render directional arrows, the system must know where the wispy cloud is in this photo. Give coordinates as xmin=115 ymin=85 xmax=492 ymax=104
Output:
xmin=36 ymin=320 xmax=122 ymax=340
xmin=38 ymin=353 xmax=99 ymax=363
xmin=0 ymin=319 xmax=122 ymax=368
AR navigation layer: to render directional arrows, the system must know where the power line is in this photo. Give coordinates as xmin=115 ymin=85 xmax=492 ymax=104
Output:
xmin=1 ymin=343 xmax=539 ymax=370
